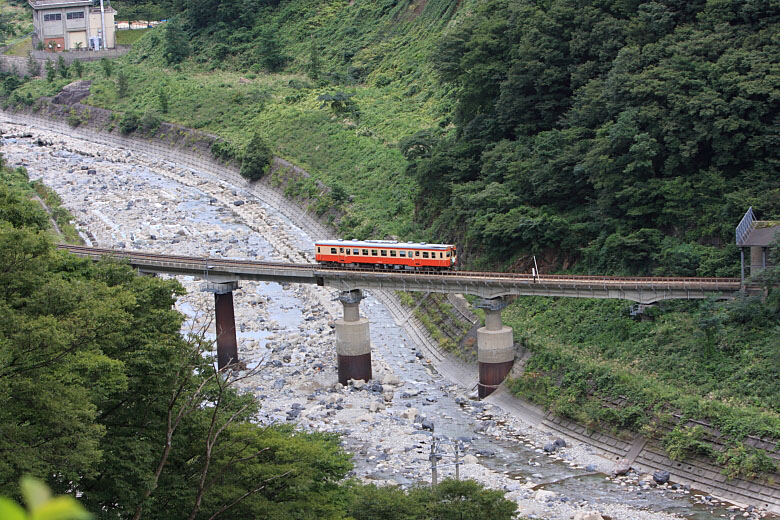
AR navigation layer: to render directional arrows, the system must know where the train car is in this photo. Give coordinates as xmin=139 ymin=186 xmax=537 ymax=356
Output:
xmin=315 ymin=239 xmax=457 ymax=270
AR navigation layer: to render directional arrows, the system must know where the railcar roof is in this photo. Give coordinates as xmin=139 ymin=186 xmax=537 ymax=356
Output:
xmin=316 ymin=239 xmax=455 ymax=250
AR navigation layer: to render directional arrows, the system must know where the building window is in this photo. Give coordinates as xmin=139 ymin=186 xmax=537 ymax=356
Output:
xmin=66 ymin=11 xmax=84 ymax=20
xmin=44 ymin=13 xmax=62 ymax=21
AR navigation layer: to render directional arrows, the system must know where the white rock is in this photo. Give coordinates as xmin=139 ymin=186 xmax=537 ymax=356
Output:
xmin=534 ymin=489 xmax=556 ymax=502
xmin=573 ymin=512 xmax=604 ymax=520
xmin=462 ymin=454 xmax=478 ymax=464
xmin=381 ymin=374 xmax=402 ymax=386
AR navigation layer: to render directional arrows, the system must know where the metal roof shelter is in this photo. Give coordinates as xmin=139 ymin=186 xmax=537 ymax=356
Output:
xmin=736 ymin=207 xmax=780 ymax=283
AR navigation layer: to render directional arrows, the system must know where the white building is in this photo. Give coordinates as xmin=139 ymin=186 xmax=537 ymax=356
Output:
xmin=29 ymin=0 xmax=116 ymax=51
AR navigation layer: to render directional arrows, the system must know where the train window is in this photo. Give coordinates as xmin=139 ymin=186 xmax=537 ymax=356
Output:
xmin=423 ymin=252 xmax=429 ymax=258
xmin=372 ymin=250 xmax=378 ymax=256
xmin=381 ymin=250 xmax=387 ymax=256
xmin=346 ymin=248 xmax=351 ymax=254
xmin=317 ymin=247 xmax=320 ymax=253
xmin=362 ymin=249 xmax=369 ymax=255
xmin=399 ymin=251 xmax=406 ymax=257
xmin=415 ymin=251 xmax=420 ymax=257
xmin=340 ymin=248 xmax=344 ymax=253
xmin=390 ymin=250 xmax=397 ymax=257
xmin=331 ymin=248 xmax=337 ymax=254
xmin=353 ymin=249 xmax=359 ymax=255
xmin=439 ymin=252 xmax=443 ymax=258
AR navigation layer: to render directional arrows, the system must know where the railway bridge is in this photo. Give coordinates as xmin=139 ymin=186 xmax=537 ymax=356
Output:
xmin=59 ymin=245 xmax=743 ymax=397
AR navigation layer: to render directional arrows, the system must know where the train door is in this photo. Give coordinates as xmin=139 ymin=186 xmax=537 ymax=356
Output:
xmin=338 ymin=247 xmax=347 ymax=263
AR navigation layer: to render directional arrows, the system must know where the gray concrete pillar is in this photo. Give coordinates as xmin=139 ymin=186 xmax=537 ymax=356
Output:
xmin=335 ymin=289 xmax=372 ymax=384
xmin=475 ymin=297 xmax=514 ymax=399
xmin=750 ymin=246 xmax=764 ymax=277
xmin=203 ymin=281 xmax=239 ymax=370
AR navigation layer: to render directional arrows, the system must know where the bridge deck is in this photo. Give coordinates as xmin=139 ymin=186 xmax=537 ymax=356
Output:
xmin=59 ymin=245 xmax=743 ymax=304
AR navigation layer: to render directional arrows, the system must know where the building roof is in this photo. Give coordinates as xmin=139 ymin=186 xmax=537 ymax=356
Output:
xmin=29 ymin=0 xmax=92 ymax=9
xmin=740 ymin=223 xmax=780 ymax=247
xmin=315 ymin=239 xmax=455 ymax=250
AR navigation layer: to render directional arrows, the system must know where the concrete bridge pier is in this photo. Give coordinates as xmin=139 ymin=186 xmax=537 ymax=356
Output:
xmin=335 ymin=289 xmax=372 ymax=385
xmin=203 ymin=281 xmax=240 ymax=370
xmin=476 ymin=297 xmax=514 ymax=398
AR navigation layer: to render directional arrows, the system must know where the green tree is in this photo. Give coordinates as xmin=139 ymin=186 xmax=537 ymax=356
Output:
xmin=162 ymin=18 xmax=190 ymax=65
xmin=56 ymin=55 xmax=68 ymax=78
xmin=44 ymin=59 xmax=55 ymax=83
xmin=239 ymin=132 xmax=273 ymax=181
xmin=71 ymin=59 xmax=83 ymax=78
xmin=255 ymin=29 xmax=286 ymax=72
xmin=25 ymin=52 xmax=40 ymax=77
xmin=116 ymin=71 xmax=128 ymax=98
xmin=99 ymin=57 xmax=112 ymax=78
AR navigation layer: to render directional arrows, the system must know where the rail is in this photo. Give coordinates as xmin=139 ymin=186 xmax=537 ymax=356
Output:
xmin=58 ymin=245 xmax=741 ymax=289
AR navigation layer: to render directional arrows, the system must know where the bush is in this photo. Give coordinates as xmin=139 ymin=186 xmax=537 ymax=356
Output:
xmin=663 ymin=426 xmax=713 ymax=461
xmin=140 ymin=110 xmax=161 ymax=135
xmin=239 ymin=132 xmax=272 ymax=181
xmin=118 ymin=111 xmax=140 ymax=135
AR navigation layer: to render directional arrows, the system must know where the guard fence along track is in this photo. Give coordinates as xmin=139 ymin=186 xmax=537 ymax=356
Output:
xmin=58 ymin=245 xmax=743 ymax=304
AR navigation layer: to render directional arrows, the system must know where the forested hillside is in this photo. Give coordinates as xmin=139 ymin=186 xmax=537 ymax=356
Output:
xmin=98 ymin=0 xmax=779 ymax=275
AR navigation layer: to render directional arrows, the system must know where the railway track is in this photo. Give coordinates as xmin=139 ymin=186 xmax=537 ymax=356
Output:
xmin=58 ymin=244 xmax=742 ymax=290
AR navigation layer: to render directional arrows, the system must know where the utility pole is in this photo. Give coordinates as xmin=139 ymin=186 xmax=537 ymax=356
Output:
xmin=100 ymin=0 xmax=106 ymax=50
xmin=430 ymin=442 xmax=438 ymax=487
xmin=454 ymin=442 xmax=460 ymax=481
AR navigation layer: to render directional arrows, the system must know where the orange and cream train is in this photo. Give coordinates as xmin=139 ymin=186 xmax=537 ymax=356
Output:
xmin=314 ymin=240 xmax=457 ymax=270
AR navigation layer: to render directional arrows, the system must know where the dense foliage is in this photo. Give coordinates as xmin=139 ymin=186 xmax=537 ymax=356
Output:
xmin=409 ymin=0 xmax=779 ymax=274
xmin=0 ymin=159 xmax=518 ymax=517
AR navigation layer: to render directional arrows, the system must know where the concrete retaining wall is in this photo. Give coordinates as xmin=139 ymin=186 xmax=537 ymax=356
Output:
xmin=3 ymin=103 xmax=780 ymax=513
xmin=0 ymin=46 xmax=130 ymax=78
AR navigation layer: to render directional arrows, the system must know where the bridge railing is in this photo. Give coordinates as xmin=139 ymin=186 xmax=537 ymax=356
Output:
xmin=736 ymin=206 xmax=755 ymax=245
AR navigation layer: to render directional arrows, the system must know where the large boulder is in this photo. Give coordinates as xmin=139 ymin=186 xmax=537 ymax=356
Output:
xmin=612 ymin=460 xmax=632 ymax=476
xmin=573 ymin=512 xmax=604 ymax=520
xmin=52 ymin=80 xmax=92 ymax=105
xmin=653 ymin=470 xmax=671 ymax=485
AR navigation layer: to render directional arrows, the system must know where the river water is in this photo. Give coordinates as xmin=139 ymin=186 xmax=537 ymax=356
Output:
xmin=0 ymin=125 xmax=767 ymax=520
